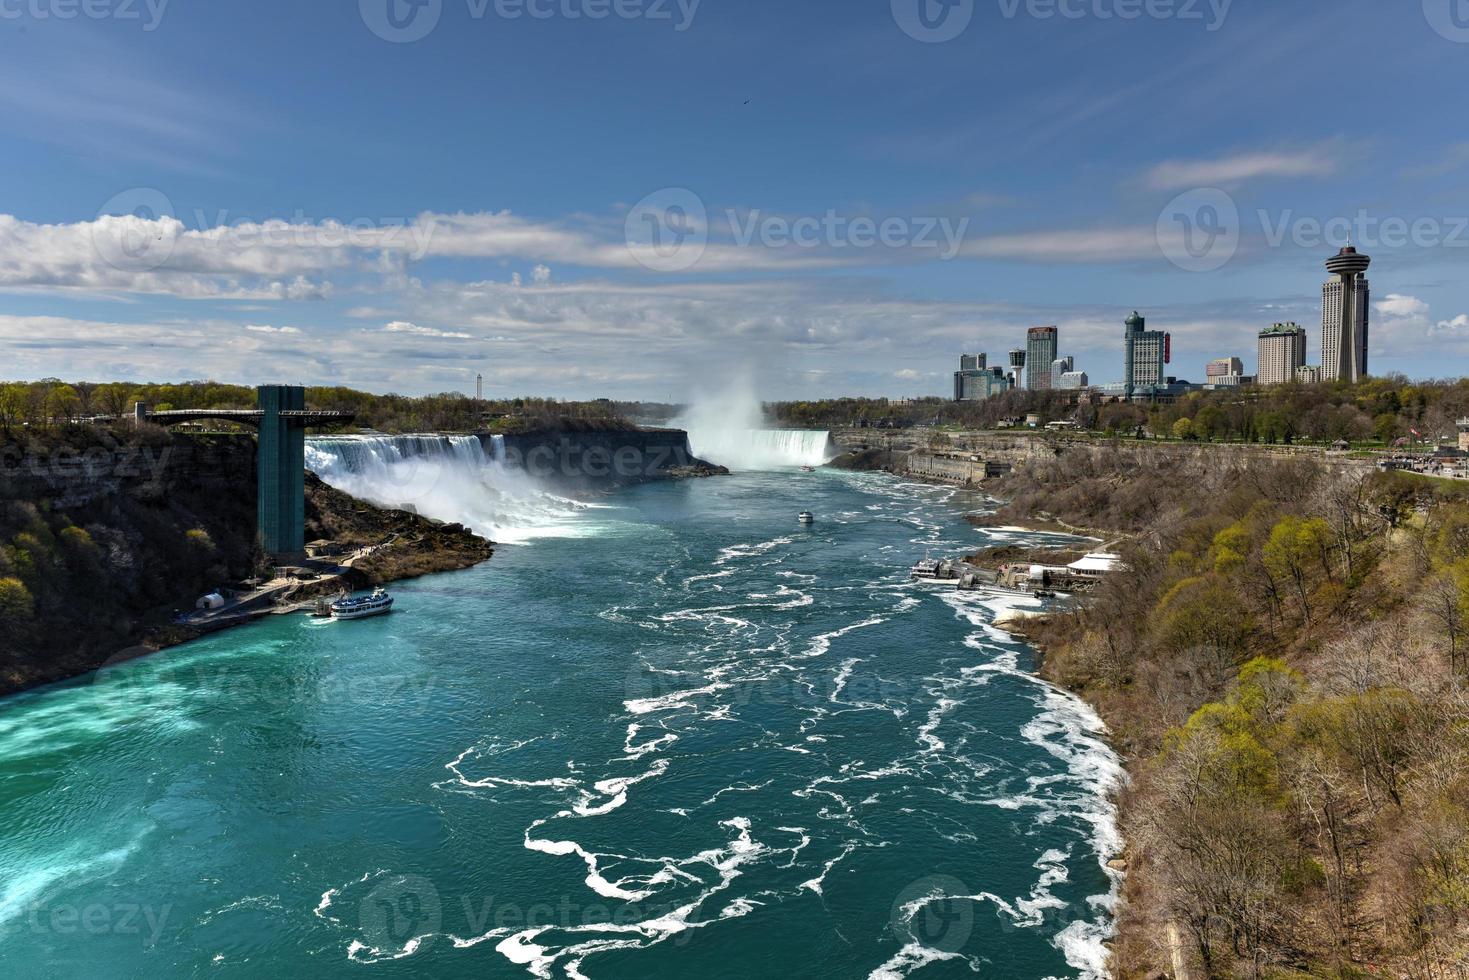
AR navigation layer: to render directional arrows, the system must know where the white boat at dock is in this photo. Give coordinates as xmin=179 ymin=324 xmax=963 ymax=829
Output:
xmin=330 ymin=587 xmax=394 ymax=620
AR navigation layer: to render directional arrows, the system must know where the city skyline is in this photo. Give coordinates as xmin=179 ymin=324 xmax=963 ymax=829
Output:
xmin=2 ymin=1 xmax=1467 ymax=399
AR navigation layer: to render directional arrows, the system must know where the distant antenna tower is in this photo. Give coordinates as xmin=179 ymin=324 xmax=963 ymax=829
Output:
xmin=475 ymin=373 xmax=484 ymax=401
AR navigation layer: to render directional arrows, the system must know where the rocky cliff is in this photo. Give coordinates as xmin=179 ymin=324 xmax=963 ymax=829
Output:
xmin=0 ymin=428 xmax=495 ymax=698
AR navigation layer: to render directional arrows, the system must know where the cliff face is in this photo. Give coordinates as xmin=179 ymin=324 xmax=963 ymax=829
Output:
xmin=496 ymin=426 xmax=726 ymax=489
xmin=0 ymin=430 xmax=262 ymax=695
xmin=0 ymin=429 xmax=498 ymax=698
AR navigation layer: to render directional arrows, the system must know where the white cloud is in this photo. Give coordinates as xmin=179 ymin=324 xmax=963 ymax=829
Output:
xmin=245 ymin=324 xmax=302 ymax=334
xmin=1376 ymin=294 xmax=1430 ymax=319
xmin=1369 ymin=295 xmax=1469 ymax=352
xmin=532 ymin=264 xmax=552 ymax=285
xmin=1146 ymin=147 xmax=1337 ymax=191
xmin=382 ymin=320 xmax=473 ymax=340
xmin=960 ymin=226 xmax=1160 ymax=262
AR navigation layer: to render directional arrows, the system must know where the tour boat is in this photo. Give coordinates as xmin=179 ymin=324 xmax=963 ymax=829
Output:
xmin=799 ymin=465 xmax=816 ymax=473
xmin=331 ymin=587 xmax=394 ymax=620
xmin=798 ymin=511 xmax=816 ymax=525
xmin=910 ymin=556 xmax=943 ymax=580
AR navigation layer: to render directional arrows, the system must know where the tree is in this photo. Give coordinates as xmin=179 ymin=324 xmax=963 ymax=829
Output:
xmin=1173 ymin=417 xmax=1195 ymax=441
xmin=0 ymin=576 xmax=35 ymax=629
xmin=0 ymin=384 xmax=25 ymax=432
xmin=1421 ymin=560 xmax=1469 ymax=676
xmin=1263 ymin=516 xmax=1334 ymax=623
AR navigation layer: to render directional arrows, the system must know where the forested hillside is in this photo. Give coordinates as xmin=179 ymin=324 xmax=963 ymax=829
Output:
xmin=998 ymin=445 xmax=1469 ymax=977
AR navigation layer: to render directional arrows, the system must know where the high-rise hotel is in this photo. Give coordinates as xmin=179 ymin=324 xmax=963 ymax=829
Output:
xmin=1257 ymin=323 xmax=1308 ymax=385
xmin=1123 ymin=312 xmax=1169 ymax=397
xmin=1321 ymin=246 xmax=1371 ymax=384
xmin=1026 ymin=327 xmax=1059 ymax=390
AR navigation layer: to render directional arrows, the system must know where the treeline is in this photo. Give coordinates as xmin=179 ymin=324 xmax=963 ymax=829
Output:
xmin=772 ymin=377 xmax=1469 ymax=446
xmin=0 ymin=379 xmax=662 ymax=434
xmin=1000 ymin=447 xmax=1469 ymax=976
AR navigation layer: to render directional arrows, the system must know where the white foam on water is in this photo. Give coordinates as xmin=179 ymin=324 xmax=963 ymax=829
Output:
xmin=489 ymin=817 xmax=772 ymax=978
xmin=935 ymin=586 xmax=1126 ymax=978
xmin=442 ymin=746 xmax=581 ymax=792
xmin=624 ymin=681 xmax=730 ymax=716
xmin=868 ymin=943 xmax=971 ymax=980
xmin=622 ymin=723 xmax=679 ymax=759
xmin=798 ymin=842 xmax=857 ymax=895
xmin=799 ymin=615 xmax=888 ymax=661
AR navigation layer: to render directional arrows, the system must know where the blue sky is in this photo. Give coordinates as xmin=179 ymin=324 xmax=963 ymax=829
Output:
xmin=2 ymin=0 xmax=1467 ymax=399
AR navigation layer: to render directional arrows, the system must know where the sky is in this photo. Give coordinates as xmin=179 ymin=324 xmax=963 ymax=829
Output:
xmin=1 ymin=0 xmax=1468 ymax=400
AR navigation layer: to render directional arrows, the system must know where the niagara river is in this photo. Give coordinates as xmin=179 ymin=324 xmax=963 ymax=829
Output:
xmin=0 ymin=457 xmax=1121 ymax=979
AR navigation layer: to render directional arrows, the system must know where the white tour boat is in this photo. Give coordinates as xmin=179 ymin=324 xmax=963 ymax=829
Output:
xmin=331 ymin=587 xmax=394 ymax=620
xmin=798 ymin=511 xmax=816 ymax=525
xmin=910 ymin=556 xmax=943 ymax=580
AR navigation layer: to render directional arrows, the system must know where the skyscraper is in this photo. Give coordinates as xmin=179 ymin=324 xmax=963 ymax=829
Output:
xmin=1123 ymin=312 xmax=1169 ymax=397
xmin=1257 ymin=323 xmax=1307 ymax=385
xmin=1026 ymin=327 xmax=1058 ymax=391
xmin=959 ymin=353 xmax=987 ymax=372
xmin=1321 ymin=246 xmax=1371 ymax=384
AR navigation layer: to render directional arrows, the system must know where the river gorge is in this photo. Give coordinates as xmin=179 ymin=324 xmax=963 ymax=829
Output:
xmin=0 ymin=442 xmax=1121 ymax=979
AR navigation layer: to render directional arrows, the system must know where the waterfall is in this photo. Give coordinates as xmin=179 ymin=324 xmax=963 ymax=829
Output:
xmin=305 ymin=435 xmax=591 ymax=544
xmin=686 ymin=429 xmax=834 ymax=470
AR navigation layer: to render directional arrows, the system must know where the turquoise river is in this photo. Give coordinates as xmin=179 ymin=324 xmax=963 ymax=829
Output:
xmin=0 ymin=448 xmax=1122 ymax=979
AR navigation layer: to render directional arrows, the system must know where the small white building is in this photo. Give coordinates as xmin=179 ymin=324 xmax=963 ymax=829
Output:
xmin=1066 ymin=553 xmax=1124 ymax=579
xmin=196 ymin=592 xmax=226 ymax=611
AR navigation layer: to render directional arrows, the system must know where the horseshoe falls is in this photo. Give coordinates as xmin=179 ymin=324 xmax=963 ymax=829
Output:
xmin=0 ymin=469 xmax=1121 ymax=979
xmin=687 ymin=428 xmax=835 ymax=470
